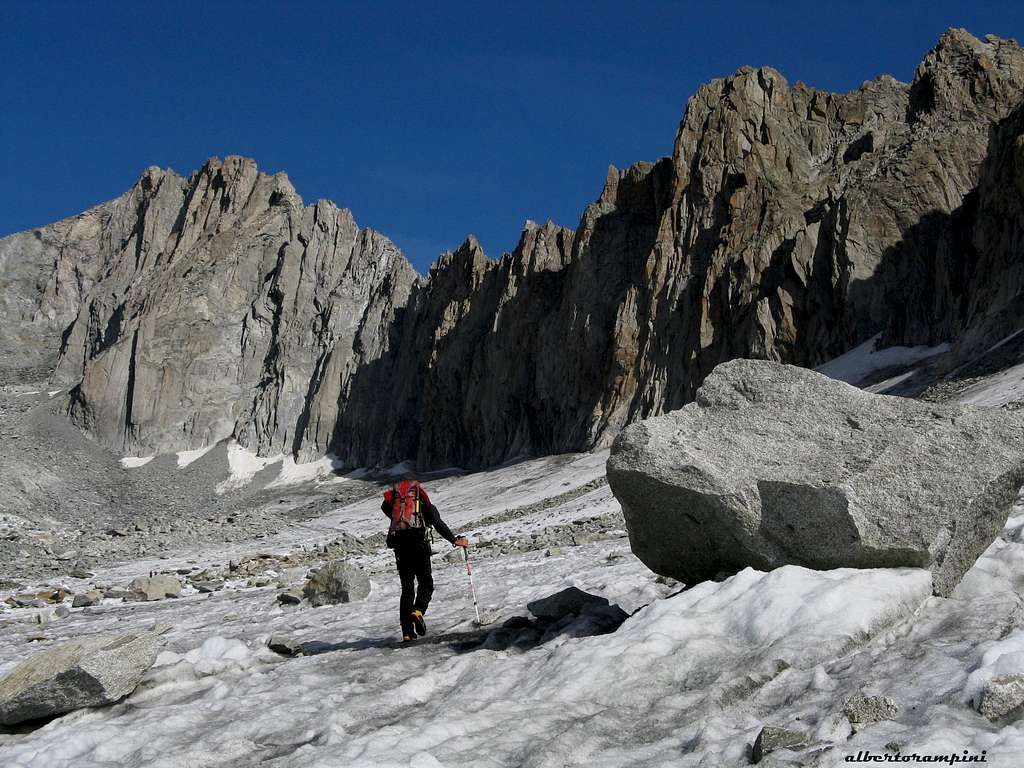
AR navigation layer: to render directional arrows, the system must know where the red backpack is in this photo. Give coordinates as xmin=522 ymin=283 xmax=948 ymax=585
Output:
xmin=389 ymin=479 xmax=426 ymax=535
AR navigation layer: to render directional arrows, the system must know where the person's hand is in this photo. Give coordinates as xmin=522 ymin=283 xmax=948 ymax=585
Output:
xmin=454 ymin=536 xmax=469 ymax=548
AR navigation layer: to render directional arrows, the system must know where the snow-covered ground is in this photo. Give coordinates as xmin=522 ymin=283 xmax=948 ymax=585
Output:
xmin=3 ymin=450 xmax=1024 ymax=767
xmin=955 ymin=362 xmax=1024 ymax=407
xmin=815 ymin=334 xmax=949 ymax=389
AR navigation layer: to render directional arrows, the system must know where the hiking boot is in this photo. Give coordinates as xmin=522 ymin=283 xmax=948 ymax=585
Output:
xmin=411 ymin=609 xmax=426 ymax=636
xmin=401 ymin=634 xmax=416 ymax=643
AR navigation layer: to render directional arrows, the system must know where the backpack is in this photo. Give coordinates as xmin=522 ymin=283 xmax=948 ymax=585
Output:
xmin=387 ymin=479 xmax=426 ymax=544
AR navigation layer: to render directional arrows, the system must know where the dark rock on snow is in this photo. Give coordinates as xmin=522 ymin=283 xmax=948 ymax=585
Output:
xmin=752 ymin=725 xmax=807 ymax=763
xmin=527 ymin=586 xmax=610 ymax=619
xmin=267 ymin=635 xmax=305 ymax=657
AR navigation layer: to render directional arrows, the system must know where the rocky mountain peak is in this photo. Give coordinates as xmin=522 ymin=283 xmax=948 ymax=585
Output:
xmin=5 ymin=31 xmax=1024 ymax=470
xmin=507 ymin=220 xmax=574 ymax=274
xmin=909 ymin=28 xmax=1024 ymax=122
xmin=426 ymin=235 xmax=492 ymax=292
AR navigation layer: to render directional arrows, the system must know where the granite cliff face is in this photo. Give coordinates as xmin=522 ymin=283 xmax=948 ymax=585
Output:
xmin=0 ymin=157 xmax=417 ymax=459
xmin=3 ymin=30 xmax=1024 ymax=469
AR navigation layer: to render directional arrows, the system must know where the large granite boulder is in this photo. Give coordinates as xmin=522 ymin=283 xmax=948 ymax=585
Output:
xmin=606 ymin=359 xmax=1024 ymax=596
xmin=0 ymin=633 xmax=159 ymax=724
xmin=302 ymin=560 xmax=371 ymax=607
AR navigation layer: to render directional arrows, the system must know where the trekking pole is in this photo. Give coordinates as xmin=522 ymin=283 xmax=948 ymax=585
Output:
xmin=463 ymin=547 xmax=482 ymax=624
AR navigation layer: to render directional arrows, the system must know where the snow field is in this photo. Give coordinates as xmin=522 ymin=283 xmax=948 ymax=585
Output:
xmin=3 ymin=458 xmax=1024 ymax=766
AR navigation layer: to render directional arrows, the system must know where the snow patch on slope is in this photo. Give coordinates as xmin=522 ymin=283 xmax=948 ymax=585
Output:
xmin=955 ymin=361 xmax=1024 ymax=407
xmin=816 ymin=333 xmax=949 ymax=385
xmin=176 ymin=445 xmax=218 ymax=468
xmin=215 ymin=442 xmax=283 ymax=493
xmin=266 ymin=454 xmax=363 ymax=488
xmin=119 ymin=456 xmax=155 ymax=468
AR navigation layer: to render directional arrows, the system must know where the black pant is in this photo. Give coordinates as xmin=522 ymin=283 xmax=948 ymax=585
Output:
xmin=394 ymin=532 xmax=433 ymax=636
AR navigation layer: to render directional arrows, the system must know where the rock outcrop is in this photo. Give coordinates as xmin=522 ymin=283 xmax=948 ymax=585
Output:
xmin=3 ymin=31 xmax=1024 ymax=470
xmin=0 ymin=632 xmax=159 ymax=724
xmin=605 ymin=359 xmax=1024 ymax=596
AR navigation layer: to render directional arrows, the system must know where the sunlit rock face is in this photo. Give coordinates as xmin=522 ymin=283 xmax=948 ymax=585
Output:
xmin=3 ymin=31 xmax=1024 ymax=470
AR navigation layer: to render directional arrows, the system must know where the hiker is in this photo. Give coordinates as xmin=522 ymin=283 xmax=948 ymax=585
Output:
xmin=383 ymin=478 xmax=469 ymax=642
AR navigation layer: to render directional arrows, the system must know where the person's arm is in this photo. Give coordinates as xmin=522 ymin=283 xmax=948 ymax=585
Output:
xmin=424 ymin=503 xmax=467 ymax=547
xmin=381 ymin=490 xmax=394 ymax=518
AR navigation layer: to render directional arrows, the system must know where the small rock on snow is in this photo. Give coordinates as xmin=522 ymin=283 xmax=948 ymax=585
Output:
xmin=978 ymin=674 xmax=1024 ymax=721
xmin=752 ymin=725 xmax=807 ymax=763
xmin=843 ymin=693 xmax=898 ymax=730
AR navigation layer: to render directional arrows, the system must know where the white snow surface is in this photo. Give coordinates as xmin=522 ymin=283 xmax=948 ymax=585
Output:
xmin=203 ymin=443 xmax=362 ymax=490
xmin=176 ymin=444 xmax=218 ymax=468
xmin=119 ymin=456 xmax=155 ymax=468
xmin=266 ymin=453 xmax=364 ymax=488
xmin=215 ymin=441 xmax=284 ymax=493
xmin=816 ymin=333 xmax=949 ymax=386
xmin=3 ymin=454 xmax=1024 ymax=766
xmin=955 ymin=361 xmax=1024 ymax=407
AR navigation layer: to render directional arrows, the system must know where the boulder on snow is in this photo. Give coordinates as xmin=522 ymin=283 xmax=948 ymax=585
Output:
xmin=277 ymin=587 xmax=303 ymax=605
xmin=606 ymin=359 xmax=1024 ymax=596
xmin=267 ymin=635 xmax=305 ymax=656
xmin=302 ymin=560 xmax=370 ymax=607
xmin=843 ymin=693 xmax=899 ymax=730
xmin=72 ymin=590 xmax=103 ymax=608
xmin=128 ymin=575 xmax=181 ymax=601
xmin=527 ymin=587 xmax=609 ymax=619
xmin=978 ymin=674 xmax=1024 ymax=721
xmin=0 ymin=633 xmax=159 ymax=725
xmin=752 ymin=726 xmax=806 ymax=763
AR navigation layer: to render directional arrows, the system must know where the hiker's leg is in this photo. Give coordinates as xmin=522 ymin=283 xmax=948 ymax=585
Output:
xmin=396 ymin=549 xmax=416 ymax=637
xmin=413 ymin=543 xmax=434 ymax=614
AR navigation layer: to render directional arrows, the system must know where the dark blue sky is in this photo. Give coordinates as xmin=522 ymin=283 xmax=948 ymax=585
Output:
xmin=2 ymin=2 xmax=1022 ymax=273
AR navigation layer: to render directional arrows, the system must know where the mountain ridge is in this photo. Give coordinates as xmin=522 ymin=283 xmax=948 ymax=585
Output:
xmin=3 ymin=28 xmax=1024 ymax=470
